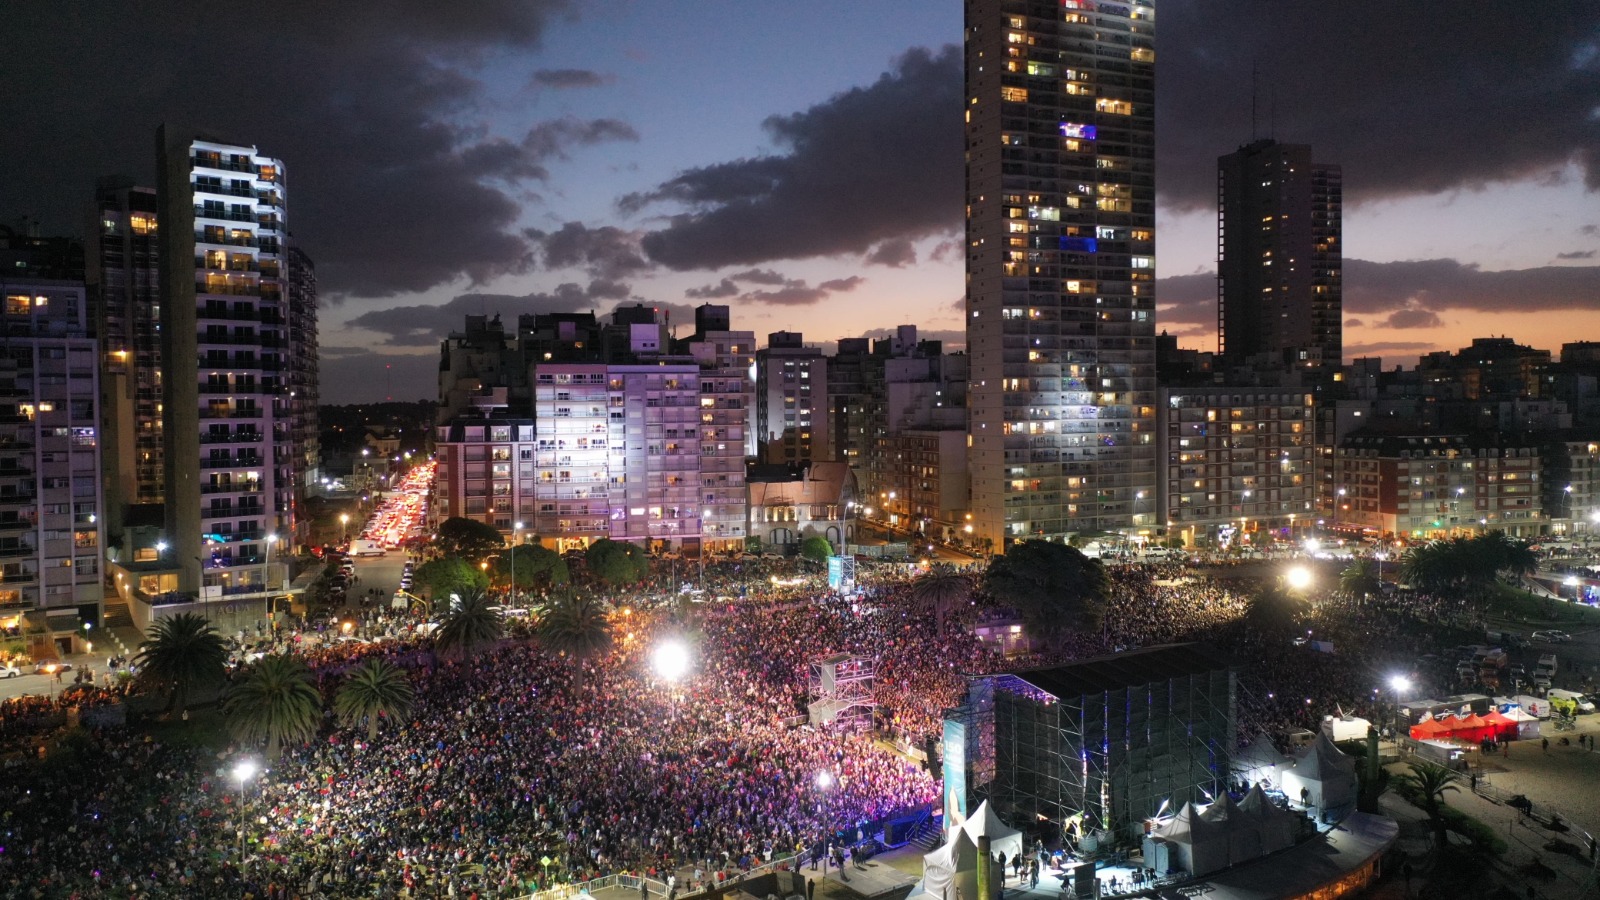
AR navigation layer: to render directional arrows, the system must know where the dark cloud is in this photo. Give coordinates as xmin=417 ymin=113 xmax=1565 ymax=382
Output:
xmin=728 ymin=269 xmax=788 ymax=286
xmin=318 ymin=346 xmax=376 ymax=358
xmin=865 ymin=238 xmax=917 ymax=268
xmin=1380 ymin=308 xmax=1445 ymax=329
xmin=520 ymin=118 xmax=638 ymax=163
xmin=1344 ymin=318 xmax=1366 ymax=329
xmin=529 ymin=222 xmax=651 ymax=280
xmin=1157 ymin=260 xmax=1600 ymax=335
xmin=930 ymin=239 xmax=964 ymax=264
xmin=319 ymin=351 xmax=439 ymax=405
xmin=1341 ymin=258 xmax=1600 ymax=315
xmin=624 ymin=45 xmax=962 ymax=270
xmin=818 ymin=276 xmax=865 ymax=292
xmin=1344 ymin=340 xmax=1439 ymax=358
xmin=0 ymin=1 xmax=646 ymax=299
xmin=1158 ymin=1 xmax=1600 ymax=209
xmin=1557 ymin=250 xmax=1597 ymax=260
xmin=347 ymin=283 xmax=616 ymax=346
xmin=1582 ymin=225 xmax=1600 ymax=236
xmin=528 ymin=68 xmax=614 ymax=90
xmin=685 ymin=279 xmax=740 ymax=299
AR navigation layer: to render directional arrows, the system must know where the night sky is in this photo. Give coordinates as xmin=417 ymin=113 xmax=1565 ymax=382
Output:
xmin=3 ymin=1 xmax=1598 ymax=402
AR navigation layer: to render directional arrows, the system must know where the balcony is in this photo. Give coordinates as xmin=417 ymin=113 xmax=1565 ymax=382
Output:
xmin=201 ymin=458 xmax=263 ymax=470
xmin=202 ymin=507 xmax=265 ymax=520
xmin=200 ymin=431 xmax=263 ymax=444
xmin=201 ymin=482 xmax=263 ymax=495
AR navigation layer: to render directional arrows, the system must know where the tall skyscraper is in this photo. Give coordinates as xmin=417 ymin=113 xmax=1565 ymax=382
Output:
xmin=88 ymin=179 xmax=163 ymax=546
xmin=285 ymin=246 xmax=321 ymax=548
xmin=1216 ymin=139 xmax=1342 ymax=369
xmin=157 ymin=129 xmax=295 ymax=596
xmin=964 ymin=0 xmax=1158 ymax=550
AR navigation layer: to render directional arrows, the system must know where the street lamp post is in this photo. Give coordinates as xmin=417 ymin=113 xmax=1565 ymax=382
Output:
xmin=816 ymin=770 xmax=834 ymax=879
xmin=510 ymin=521 xmax=523 ymax=601
xmin=262 ymin=532 xmax=276 ymax=629
xmin=234 ymin=760 xmax=257 ymax=859
xmin=339 ymin=513 xmax=350 ymax=545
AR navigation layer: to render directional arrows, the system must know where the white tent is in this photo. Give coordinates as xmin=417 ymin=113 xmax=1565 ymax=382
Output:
xmin=920 ymin=827 xmax=981 ymax=900
xmin=1151 ymin=801 xmax=1230 ymax=877
xmin=1237 ymin=784 xmax=1297 ymax=853
xmin=958 ymin=800 xmax=1025 ymax=863
xmin=1199 ymin=792 xmax=1262 ymax=866
xmin=1232 ymin=730 xmax=1289 ymax=789
xmin=1281 ymin=731 xmax=1356 ymax=812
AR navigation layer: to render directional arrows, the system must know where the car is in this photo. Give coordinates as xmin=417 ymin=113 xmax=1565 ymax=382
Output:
xmin=1532 ymin=630 xmax=1573 ymax=643
xmin=33 ymin=661 xmax=72 ymax=675
xmin=0 ymin=663 xmax=20 ymax=678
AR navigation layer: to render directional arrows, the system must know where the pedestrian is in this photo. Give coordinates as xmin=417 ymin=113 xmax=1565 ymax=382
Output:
xmin=1543 ymin=737 xmax=1550 ymax=754
xmin=808 ymin=878 xmax=816 ymax=900
xmin=640 ymin=877 xmax=649 ymax=900
xmin=1503 ymin=742 xmax=1510 ymax=758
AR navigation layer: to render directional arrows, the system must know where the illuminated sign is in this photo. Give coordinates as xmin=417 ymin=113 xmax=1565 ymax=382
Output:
xmin=1060 ymin=122 xmax=1097 ymax=140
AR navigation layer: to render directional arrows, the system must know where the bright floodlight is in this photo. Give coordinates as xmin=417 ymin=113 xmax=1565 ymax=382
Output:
xmin=816 ymin=770 xmax=834 ymax=790
xmin=234 ymin=760 xmax=258 ymax=783
xmin=1565 ymin=576 xmax=1580 ymax=587
xmin=652 ymin=639 xmax=692 ymax=682
xmin=1286 ymin=565 xmax=1313 ymax=591
xmin=1389 ymin=675 xmax=1412 ymax=695
xmin=1303 ymin=538 xmax=1320 ymax=554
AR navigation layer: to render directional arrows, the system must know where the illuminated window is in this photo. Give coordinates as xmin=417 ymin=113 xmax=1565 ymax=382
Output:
xmin=1001 ymin=87 xmax=1029 ymax=103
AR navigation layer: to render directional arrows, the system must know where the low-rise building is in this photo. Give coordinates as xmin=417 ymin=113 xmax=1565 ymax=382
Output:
xmin=1334 ymin=432 xmax=1544 ymax=539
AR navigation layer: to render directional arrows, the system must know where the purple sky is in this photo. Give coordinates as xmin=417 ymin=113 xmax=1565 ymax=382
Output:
xmin=2 ymin=1 xmax=1597 ymax=402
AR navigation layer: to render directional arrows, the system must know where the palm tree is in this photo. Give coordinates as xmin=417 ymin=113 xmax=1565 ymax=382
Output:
xmin=334 ymin=658 xmax=416 ymax=741
xmin=908 ymin=570 xmax=973 ymax=631
xmin=1394 ymin=760 xmax=1461 ymax=850
xmin=223 ymin=654 xmax=322 ymax=761
xmin=135 ymin=612 xmax=228 ymax=717
xmin=433 ymin=588 xmax=504 ymax=658
xmin=1340 ymin=558 xmax=1382 ymax=597
xmin=535 ymin=592 xmax=613 ymax=662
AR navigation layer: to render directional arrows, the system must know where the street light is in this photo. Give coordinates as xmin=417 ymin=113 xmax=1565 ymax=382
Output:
xmin=510 ymin=521 xmax=523 ymax=600
xmin=651 ymin=639 xmax=692 ymax=682
xmin=1286 ymin=565 xmax=1313 ymax=592
xmin=262 ymin=532 xmax=276 ymax=628
xmin=816 ymin=770 xmax=835 ymax=878
xmin=339 ymin=513 xmax=350 ymax=543
xmin=234 ymin=759 xmax=258 ymax=858
xmin=1389 ymin=675 xmax=1412 ymax=696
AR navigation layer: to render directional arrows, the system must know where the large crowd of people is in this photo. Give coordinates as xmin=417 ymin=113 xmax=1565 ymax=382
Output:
xmin=0 ymin=552 xmax=1490 ymax=897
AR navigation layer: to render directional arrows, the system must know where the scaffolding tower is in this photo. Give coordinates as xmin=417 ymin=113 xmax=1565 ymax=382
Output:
xmin=948 ymin=643 xmax=1236 ymax=843
xmin=808 ymin=652 xmax=876 ymax=731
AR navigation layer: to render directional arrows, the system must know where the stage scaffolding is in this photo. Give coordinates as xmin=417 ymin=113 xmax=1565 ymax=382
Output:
xmin=948 ymin=643 xmax=1236 ymax=842
xmin=807 ymin=652 xmax=876 ymax=731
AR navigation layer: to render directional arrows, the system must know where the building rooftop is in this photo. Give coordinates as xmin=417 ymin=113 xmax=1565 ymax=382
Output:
xmin=999 ymin=643 xmax=1235 ymax=698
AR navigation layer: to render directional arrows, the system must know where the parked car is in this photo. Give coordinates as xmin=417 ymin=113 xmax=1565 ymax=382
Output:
xmin=0 ymin=663 xmax=20 ymax=678
xmin=1532 ymin=630 xmax=1572 ymax=643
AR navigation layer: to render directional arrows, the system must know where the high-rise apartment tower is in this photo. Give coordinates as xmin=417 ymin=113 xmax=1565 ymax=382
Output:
xmin=965 ymin=0 xmax=1159 ymax=549
xmin=1216 ymin=140 xmax=1342 ymax=369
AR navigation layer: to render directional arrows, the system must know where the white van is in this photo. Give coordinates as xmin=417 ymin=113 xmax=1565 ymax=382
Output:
xmin=1547 ymin=689 xmax=1595 ymax=713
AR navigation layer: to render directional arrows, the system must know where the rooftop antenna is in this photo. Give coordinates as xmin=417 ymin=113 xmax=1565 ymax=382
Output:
xmin=1250 ymin=61 xmax=1259 ymax=141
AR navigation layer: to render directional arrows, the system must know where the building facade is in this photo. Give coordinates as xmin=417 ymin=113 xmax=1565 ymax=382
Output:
xmin=1157 ymin=387 xmax=1316 ymax=548
xmin=431 ymin=417 xmax=536 ymax=535
xmin=0 ymin=278 xmax=105 ymax=635
xmin=1334 ymin=433 xmax=1544 ymax=539
xmin=965 ymin=0 xmax=1159 ymax=548
xmin=88 ymin=179 xmax=163 ymax=546
xmin=687 ymin=311 xmax=755 ymax=551
xmin=157 ymin=131 xmax=297 ymax=598
xmin=756 ymin=331 xmax=829 ymax=464
xmin=285 ymin=247 xmax=320 ymax=547
xmin=1216 ymin=140 xmax=1342 ymax=370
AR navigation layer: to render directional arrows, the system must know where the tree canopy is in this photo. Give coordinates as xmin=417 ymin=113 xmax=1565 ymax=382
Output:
xmin=413 ymin=556 xmax=489 ymax=600
xmin=1339 ymin=557 xmax=1382 ymax=597
xmin=495 ymin=542 xmax=569 ymax=590
xmin=134 ymin=613 xmax=228 ymax=716
xmin=535 ymin=592 xmax=614 ymax=662
xmin=334 ymin=657 xmax=416 ymax=741
xmin=908 ymin=570 xmax=973 ymax=631
xmin=432 ymin=516 xmax=505 ymax=561
xmin=433 ymin=588 xmax=504 ymax=658
xmin=224 ymin=654 xmax=321 ymax=760
xmin=800 ymin=535 xmax=834 ymax=563
xmin=586 ymin=539 xmax=650 ymax=585
xmin=982 ymin=540 xmax=1110 ymax=645
xmin=1400 ymin=533 xmax=1539 ymax=595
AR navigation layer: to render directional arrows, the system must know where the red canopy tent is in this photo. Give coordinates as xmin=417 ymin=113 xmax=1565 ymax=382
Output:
xmin=1409 ymin=717 xmax=1448 ymax=740
xmin=1479 ymin=710 xmax=1518 ymax=740
xmin=1455 ymin=713 xmax=1490 ymax=742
